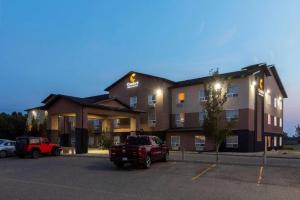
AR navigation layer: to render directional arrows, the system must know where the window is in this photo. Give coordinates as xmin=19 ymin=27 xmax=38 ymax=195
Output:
xmin=148 ymin=94 xmax=156 ymax=106
xmin=226 ymin=110 xmax=239 ymax=121
xmin=195 ymin=136 xmax=205 ymax=151
xmin=148 ymin=110 xmax=156 ymax=127
xmin=278 ymin=99 xmax=283 ymax=110
xmin=227 ymin=85 xmax=239 ymax=97
xmin=274 ymin=98 xmax=277 ymax=108
xmin=274 ymin=116 xmax=277 ymax=126
xmin=279 ymin=137 xmax=282 ymax=146
xmin=199 ymin=88 xmax=207 ymax=101
xmin=177 ymin=92 xmax=185 ymax=104
xmin=199 ymin=112 xmax=206 ymax=126
xmin=113 ymin=119 xmax=120 ymax=128
xmin=130 ymin=96 xmax=137 ymax=108
xmin=171 ymin=136 xmax=180 ymax=148
xmin=279 ymin=118 xmax=282 ymax=127
xmin=226 ymin=136 xmax=238 ymax=148
xmin=267 ymin=136 xmax=271 ymax=147
xmin=274 ymin=136 xmax=277 ymax=147
xmin=268 ymin=114 xmax=271 ymax=125
xmin=175 ymin=113 xmax=185 ymax=127
xmin=113 ymin=136 xmax=120 ymax=145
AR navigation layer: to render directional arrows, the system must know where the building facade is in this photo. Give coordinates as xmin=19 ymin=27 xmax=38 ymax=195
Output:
xmin=26 ymin=63 xmax=287 ymax=153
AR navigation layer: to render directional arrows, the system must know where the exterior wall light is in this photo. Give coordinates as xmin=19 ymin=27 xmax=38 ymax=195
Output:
xmin=32 ymin=110 xmax=37 ymax=119
xmin=156 ymin=89 xmax=162 ymax=96
xmin=266 ymin=89 xmax=270 ymax=94
xmin=214 ymin=82 xmax=221 ymax=91
xmin=252 ymin=81 xmax=257 ymax=87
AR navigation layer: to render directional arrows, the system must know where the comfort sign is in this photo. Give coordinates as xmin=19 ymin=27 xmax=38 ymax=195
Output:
xmin=127 ymin=73 xmax=139 ymax=88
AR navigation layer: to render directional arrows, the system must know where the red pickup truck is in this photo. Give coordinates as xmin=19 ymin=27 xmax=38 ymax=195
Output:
xmin=109 ymin=135 xmax=169 ymax=169
xmin=16 ymin=136 xmax=61 ymax=158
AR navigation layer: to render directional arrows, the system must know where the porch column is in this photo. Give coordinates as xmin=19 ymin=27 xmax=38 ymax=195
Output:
xmin=75 ymin=108 xmax=88 ymax=154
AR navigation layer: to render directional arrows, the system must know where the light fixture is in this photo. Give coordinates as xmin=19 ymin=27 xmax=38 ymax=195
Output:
xmin=266 ymin=89 xmax=270 ymax=94
xmin=156 ymin=88 xmax=162 ymax=96
xmin=32 ymin=110 xmax=37 ymax=118
xmin=252 ymin=81 xmax=257 ymax=86
xmin=214 ymin=82 xmax=221 ymax=91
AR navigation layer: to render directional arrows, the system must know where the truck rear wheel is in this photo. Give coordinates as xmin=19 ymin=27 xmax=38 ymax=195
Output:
xmin=31 ymin=149 xmax=40 ymax=159
xmin=52 ymin=148 xmax=61 ymax=156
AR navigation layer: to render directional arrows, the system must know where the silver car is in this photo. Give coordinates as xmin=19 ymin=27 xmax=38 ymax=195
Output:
xmin=0 ymin=140 xmax=16 ymax=158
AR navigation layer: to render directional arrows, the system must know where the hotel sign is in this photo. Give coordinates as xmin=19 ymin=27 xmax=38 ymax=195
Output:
xmin=127 ymin=73 xmax=139 ymax=88
xmin=257 ymin=78 xmax=264 ymax=96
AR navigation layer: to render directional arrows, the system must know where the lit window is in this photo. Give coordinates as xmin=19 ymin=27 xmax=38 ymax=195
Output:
xmin=279 ymin=118 xmax=282 ymax=127
xmin=177 ymin=92 xmax=185 ymax=104
xmin=226 ymin=136 xmax=238 ymax=148
xmin=195 ymin=136 xmax=205 ymax=151
xmin=278 ymin=99 xmax=283 ymax=110
xmin=199 ymin=88 xmax=207 ymax=101
xmin=274 ymin=136 xmax=277 ymax=147
xmin=148 ymin=94 xmax=156 ymax=106
xmin=279 ymin=137 xmax=282 ymax=146
xmin=267 ymin=136 xmax=271 ymax=147
xmin=226 ymin=110 xmax=239 ymax=121
xmin=274 ymin=98 xmax=277 ymax=108
xmin=268 ymin=114 xmax=271 ymax=125
xmin=130 ymin=96 xmax=137 ymax=108
xmin=227 ymin=85 xmax=239 ymax=97
xmin=113 ymin=119 xmax=120 ymax=128
xmin=175 ymin=113 xmax=185 ymax=127
xmin=274 ymin=116 xmax=277 ymax=126
xmin=171 ymin=136 xmax=180 ymax=149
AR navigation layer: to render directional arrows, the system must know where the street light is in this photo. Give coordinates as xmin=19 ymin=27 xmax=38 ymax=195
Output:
xmin=214 ymin=82 xmax=221 ymax=91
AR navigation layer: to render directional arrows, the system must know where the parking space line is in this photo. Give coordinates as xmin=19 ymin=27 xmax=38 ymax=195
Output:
xmin=191 ymin=164 xmax=216 ymax=181
xmin=257 ymin=166 xmax=264 ymax=186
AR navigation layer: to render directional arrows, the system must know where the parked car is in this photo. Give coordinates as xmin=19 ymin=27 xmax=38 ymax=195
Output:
xmin=16 ymin=137 xmax=61 ymax=159
xmin=0 ymin=139 xmax=9 ymax=145
xmin=0 ymin=140 xmax=16 ymax=158
xmin=109 ymin=135 xmax=169 ymax=169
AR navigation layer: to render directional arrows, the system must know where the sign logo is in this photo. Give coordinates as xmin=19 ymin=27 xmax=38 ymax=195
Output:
xmin=258 ymin=78 xmax=264 ymax=96
xmin=127 ymin=73 xmax=139 ymax=88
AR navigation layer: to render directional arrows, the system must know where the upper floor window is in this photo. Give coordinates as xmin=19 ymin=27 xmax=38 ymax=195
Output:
xmin=148 ymin=94 xmax=156 ymax=106
xmin=227 ymin=85 xmax=239 ymax=97
xmin=175 ymin=113 xmax=185 ymax=127
xmin=267 ymin=114 xmax=271 ymax=125
xmin=274 ymin=116 xmax=277 ymax=126
xmin=279 ymin=118 xmax=282 ymax=127
xmin=274 ymin=98 xmax=277 ymax=108
xmin=199 ymin=88 xmax=207 ymax=101
xmin=177 ymin=92 xmax=185 ymax=104
xmin=225 ymin=110 xmax=239 ymax=121
xmin=130 ymin=96 xmax=137 ymax=108
xmin=113 ymin=119 xmax=120 ymax=128
xmin=278 ymin=99 xmax=283 ymax=110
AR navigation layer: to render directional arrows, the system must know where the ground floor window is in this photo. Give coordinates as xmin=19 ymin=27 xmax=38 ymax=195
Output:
xmin=274 ymin=136 xmax=277 ymax=147
xmin=171 ymin=136 xmax=180 ymax=150
xmin=279 ymin=137 xmax=282 ymax=146
xmin=113 ymin=136 xmax=120 ymax=145
xmin=267 ymin=136 xmax=271 ymax=147
xmin=226 ymin=135 xmax=238 ymax=148
xmin=195 ymin=135 xmax=205 ymax=151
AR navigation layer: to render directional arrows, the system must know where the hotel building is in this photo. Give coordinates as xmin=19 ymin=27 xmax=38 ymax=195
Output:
xmin=26 ymin=63 xmax=287 ymax=153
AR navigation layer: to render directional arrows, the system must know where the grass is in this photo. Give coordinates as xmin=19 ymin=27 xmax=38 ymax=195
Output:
xmin=282 ymin=144 xmax=300 ymax=151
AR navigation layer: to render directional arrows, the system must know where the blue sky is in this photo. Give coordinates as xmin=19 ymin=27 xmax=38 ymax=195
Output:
xmin=0 ymin=0 xmax=299 ymax=135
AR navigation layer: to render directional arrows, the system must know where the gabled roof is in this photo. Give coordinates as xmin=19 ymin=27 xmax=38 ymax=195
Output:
xmin=24 ymin=106 xmax=45 ymax=112
xmin=104 ymin=71 xmax=174 ymax=91
xmin=269 ymin=66 xmax=288 ymax=98
xmin=170 ymin=63 xmax=273 ymax=89
xmin=43 ymin=94 xmax=144 ymax=113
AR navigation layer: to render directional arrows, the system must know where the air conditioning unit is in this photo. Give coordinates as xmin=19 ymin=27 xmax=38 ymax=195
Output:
xmin=148 ymin=120 xmax=156 ymax=127
xmin=227 ymin=93 xmax=238 ymax=97
xmin=200 ymin=97 xmax=207 ymax=102
xmin=148 ymin=102 xmax=156 ymax=108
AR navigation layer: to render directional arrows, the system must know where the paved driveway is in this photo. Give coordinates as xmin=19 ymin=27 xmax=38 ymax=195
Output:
xmin=0 ymin=156 xmax=299 ymax=200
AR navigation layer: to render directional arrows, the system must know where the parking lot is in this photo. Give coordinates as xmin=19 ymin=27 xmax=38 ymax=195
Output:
xmin=0 ymin=155 xmax=299 ymax=200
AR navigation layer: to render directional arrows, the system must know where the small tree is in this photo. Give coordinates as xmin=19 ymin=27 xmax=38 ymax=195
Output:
xmin=295 ymin=124 xmax=300 ymax=143
xmin=202 ymin=69 xmax=236 ymax=163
